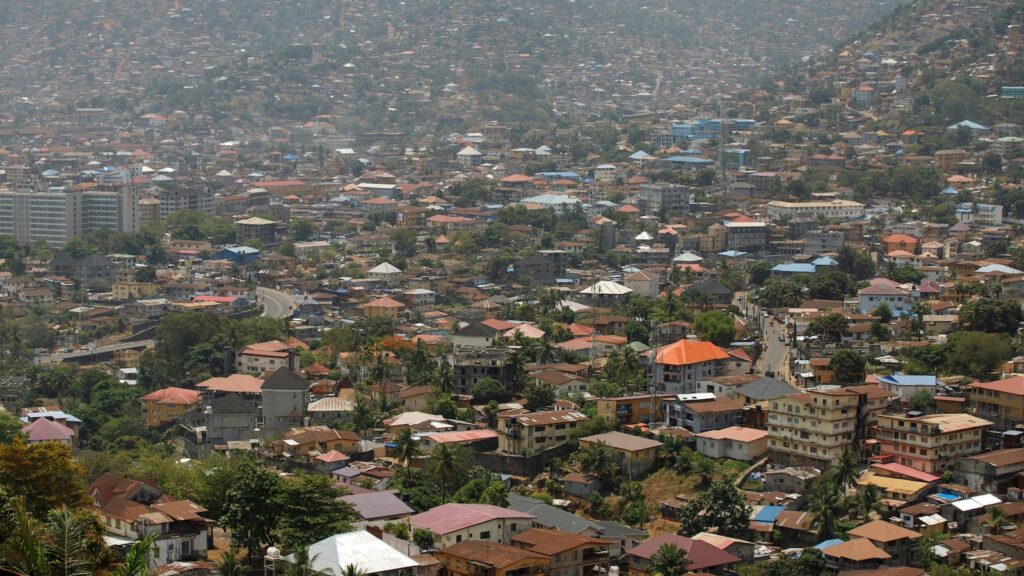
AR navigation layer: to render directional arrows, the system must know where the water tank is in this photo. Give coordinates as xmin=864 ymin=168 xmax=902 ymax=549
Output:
xmin=609 ymin=567 xmax=620 ymax=576
xmin=266 ymin=546 xmax=281 ymax=559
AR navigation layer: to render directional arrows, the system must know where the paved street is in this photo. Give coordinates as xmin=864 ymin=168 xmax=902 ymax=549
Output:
xmin=257 ymin=286 xmax=296 ymax=319
xmin=757 ymin=317 xmax=793 ymax=383
xmin=34 ymin=339 xmax=156 ymax=365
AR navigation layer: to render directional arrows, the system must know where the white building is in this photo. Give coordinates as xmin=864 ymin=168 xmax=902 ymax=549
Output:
xmin=0 ymin=185 xmax=141 ymax=247
xmin=766 ymin=199 xmax=865 ymax=221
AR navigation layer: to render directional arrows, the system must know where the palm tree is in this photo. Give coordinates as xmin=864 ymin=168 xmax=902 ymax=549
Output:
xmin=434 ymin=361 xmax=454 ymax=395
xmin=216 ymin=546 xmax=248 ymax=576
xmin=111 ymin=535 xmax=156 ymax=576
xmin=429 ymin=443 xmax=461 ymax=502
xmin=535 ymin=334 xmax=557 ymax=364
xmin=986 ymin=506 xmax=1009 ymax=535
xmin=393 ymin=427 xmax=420 ymax=483
xmin=696 ymin=457 xmax=716 ymax=487
xmin=857 ymin=484 xmax=883 ymax=520
xmin=832 ymin=450 xmax=859 ymax=492
xmin=579 ymin=441 xmax=620 ymax=488
xmin=1 ymin=505 xmax=98 ymax=576
xmin=809 ymin=480 xmax=843 ymax=539
xmin=280 ymin=548 xmax=327 ymax=576
xmin=340 ymin=565 xmax=367 ymax=576
xmin=649 ymin=543 xmax=690 ymax=576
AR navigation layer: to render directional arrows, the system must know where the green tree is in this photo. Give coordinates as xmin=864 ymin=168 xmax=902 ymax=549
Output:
xmin=479 ymin=480 xmax=510 ymax=507
xmin=427 ymin=443 xmax=469 ymax=502
xmin=471 ymin=377 xmax=507 ymax=403
xmin=959 ymin=299 xmax=1024 ymax=334
xmin=393 ymin=427 xmax=420 ymax=483
xmin=910 ymin=390 xmax=933 ymax=412
xmin=523 ymin=382 xmax=555 ymax=411
xmin=808 ymin=479 xmax=843 ymax=539
xmin=693 ymin=311 xmax=734 ymax=346
xmin=412 ymin=528 xmax=435 ymax=551
xmin=946 ymin=332 xmax=1012 ymax=378
xmin=579 ymin=441 xmax=621 ymax=488
xmin=832 ymin=450 xmax=859 ymax=491
xmin=221 ymin=460 xmax=282 ymax=564
xmin=0 ymin=411 xmax=22 ymax=443
xmin=806 ymin=313 xmax=850 ymax=346
xmin=275 ymin=474 xmax=354 ymax=552
xmin=649 ymin=543 xmax=690 ymax=576
xmin=829 ymin=350 xmax=867 ymax=384
xmin=676 ymin=479 xmax=750 ymax=538
xmin=872 ymin=303 xmax=893 ymax=324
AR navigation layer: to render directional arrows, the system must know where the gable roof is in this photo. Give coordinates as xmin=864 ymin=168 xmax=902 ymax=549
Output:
xmin=21 ymin=417 xmax=75 ymax=442
xmin=847 ymin=519 xmax=923 ymax=543
xmin=410 ymin=503 xmax=533 ymax=534
xmin=628 ymin=534 xmax=740 ymax=570
xmin=821 ymin=538 xmax=891 ymax=561
xmin=580 ymin=431 xmax=662 ymax=452
xmin=139 ymin=387 xmax=202 ymax=405
xmin=972 ymin=376 xmax=1024 ymax=396
xmin=340 ymin=491 xmax=414 ymax=520
xmin=507 ymin=494 xmax=602 ymax=534
xmin=306 ymin=530 xmax=419 ymax=574
xmin=261 ymin=368 xmax=309 ymax=391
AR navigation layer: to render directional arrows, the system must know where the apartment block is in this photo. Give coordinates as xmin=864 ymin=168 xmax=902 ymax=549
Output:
xmin=497 ymin=409 xmax=588 ymax=455
xmin=767 ymin=385 xmax=894 ymax=468
xmin=874 ymin=412 xmax=992 ymax=474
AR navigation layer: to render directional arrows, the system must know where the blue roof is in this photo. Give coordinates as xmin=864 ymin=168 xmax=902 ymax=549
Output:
xmin=534 ymin=171 xmax=580 ymax=180
xmin=942 ymin=186 xmax=958 ymax=195
xmin=815 ymin=539 xmax=844 ymax=551
xmin=812 ymin=256 xmax=838 ymax=266
xmin=224 ymin=246 xmax=260 ymax=255
xmin=663 ymin=156 xmax=713 ymax=164
xmin=629 ymin=150 xmax=651 ymax=159
xmin=21 ymin=410 xmax=82 ymax=424
xmin=754 ymin=505 xmax=785 ymax=523
xmin=772 ymin=263 xmax=816 ymax=274
xmin=877 ymin=374 xmax=937 ymax=387
xmin=936 ymin=492 xmax=960 ymax=501
xmin=948 ymin=120 xmax=988 ymax=131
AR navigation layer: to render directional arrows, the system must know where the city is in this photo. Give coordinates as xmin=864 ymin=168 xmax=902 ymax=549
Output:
xmin=0 ymin=0 xmax=1023 ymax=575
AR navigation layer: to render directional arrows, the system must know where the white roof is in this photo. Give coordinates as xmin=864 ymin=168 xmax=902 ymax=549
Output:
xmin=304 ymin=530 xmax=419 ymax=574
xmin=369 ymin=262 xmax=402 ymax=274
xmin=579 ymin=280 xmax=633 ymax=296
xmin=673 ymin=251 xmax=704 ymax=263
xmin=635 ymin=231 xmax=654 ymax=241
xmin=919 ymin=513 xmax=946 ymax=526
xmin=951 ymin=494 xmax=1001 ymax=512
xmin=457 ymin=146 xmax=481 ymax=156
xmin=388 ymin=411 xmax=445 ymax=427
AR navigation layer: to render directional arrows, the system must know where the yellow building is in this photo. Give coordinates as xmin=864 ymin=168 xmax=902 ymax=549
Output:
xmin=874 ymin=412 xmax=991 ymax=474
xmin=139 ymin=387 xmax=202 ymax=427
xmin=768 ymin=385 xmax=895 ymax=468
xmin=970 ymin=376 xmax=1024 ymax=423
xmin=361 ymin=296 xmax=406 ymax=321
xmin=857 ymin=471 xmax=930 ymax=503
xmin=497 ymin=410 xmax=589 ymax=455
xmin=112 ymin=282 xmax=159 ymax=301
xmin=578 ymin=431 xmax=663 ymax=477
xmin=596 ymin=394 xmax=676 ymax=426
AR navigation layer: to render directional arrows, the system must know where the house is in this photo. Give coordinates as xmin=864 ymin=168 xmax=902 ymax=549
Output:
xmin=529 ymin=370 xmax=588 ymax=397
xmin=416 ymin=429 xmax=499 ymax=453
xmin=875 ymin=374 xmax=937 ymax=402
xmin=663 ymin=394 xmax=744 ymax=433
xmin=510 ymin=528 xmax=612 ymax=575
xmin=363 ymin=296 xmax=406 ymax=321
xmin=271 ymin=426 xmax=361 ymax=457
xmin=298 ymin=530 xmax=419 ymax=576
xmin=561 ymin=472 xmax=602 ymax=498
xmin=409 ymin=503 xmax=534 ymax=548
xmin=235 ymin=339 xmax=301 ymax=374
xmin=435 ymin=541 xmax=548 ymax=576
xmin=396 ymin=385 xmax=434 ymax=411
xmin=764 ymin=466 xmax=821 ymax=494
xmin=820 ymin=539 xmax=891 ymax=574
xmin=858 ymin=279 xmax=911 ymax=317
xmin=694 ymin=426 xmax=768 ymax=461
xmin=86 ymin=473 xmax=211 ymax=568
xmin=368 ymin=262 xmax=403 ymax=286
xmin=856 ymin=472 xmax=930 ymax=503
xmin=340 ymin=491 xmax=415 ymax=527
xmin=259 ymin=368 xmax=310 ymax=435
xmin=874 ymin=412 xmax=991 ymax=474
xmin=20 ymin=417 xmax=75 ymax=446
xmin=959 ymin=448 xmax=1024 ymax=493
xmin=213 ymin=246 xmax=260 ymax=265
xmin=19 ymin=410 xmax=81 ymax=438
xmin=685 ymin=278 xmax=734 ymax=306
xmin=625 ymin=534 xmax=740 ymax=576
xmin=596 ymin=394 xmax=677 ymax=426
xmin=846 ymin=519 xmax=922 ymax=566
xmin=383 ymin=411 xmax=449 ymax=433
xmin=623 ymin=270 xmax=660 ymax=298
xmin=654 ymin=339 xmax=729 ymax=394
xmin=578 ymin=431 xmax=663 ymax=476
xmin=497 ymin=410 xmax=588 ymax=455
xmin=970 ymin=376 xmax=1024 ymax=423
xmin=139 ymin=387 xmax=202 ymax=427
xmin=453 ymin=321 xmax=502 ymax=348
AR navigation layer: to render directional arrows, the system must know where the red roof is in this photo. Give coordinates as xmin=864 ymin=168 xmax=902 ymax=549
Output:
xmin=365 ymin=296 xmax=406 ymax=309
xmin=972 ymin=376 xmax=1024 ymax=396
xmin=139 ymin=387 xmax=201 ymax=406
xmin=656 ymin=339 xmax=729 ymax=366
xmin=628 ymin=534 xmax=740 ymax=571
xmin=870 ymin=462 xmax=940 ymax=483
xmin=410 ymin=503 xmax=533 ymax=534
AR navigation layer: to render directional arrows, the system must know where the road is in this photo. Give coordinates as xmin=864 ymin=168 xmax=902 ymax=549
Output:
xmin=257 ymin=286 xmax=295 ymax=319
xmin=34 ymin=339 xmax=156 ymax=365
xmin=758 ymin=318 xmax=793 ymax=383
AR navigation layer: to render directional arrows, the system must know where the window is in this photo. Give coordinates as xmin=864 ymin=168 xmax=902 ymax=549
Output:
xmin=480 ymin=531 xmax=491 ymax=540
xmin=456 ymin=535 xmax=462 ymax=543
xmin=511 ymin=523 xmax=517 ymax=532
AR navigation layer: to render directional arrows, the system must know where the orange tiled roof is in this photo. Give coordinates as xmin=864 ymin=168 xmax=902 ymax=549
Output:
xmin=656 ymin=339 xmax=729 ymax=366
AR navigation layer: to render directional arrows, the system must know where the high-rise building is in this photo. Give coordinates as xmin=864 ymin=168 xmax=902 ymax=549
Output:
xmin=0 ymin=185 xmax=140 ymax=248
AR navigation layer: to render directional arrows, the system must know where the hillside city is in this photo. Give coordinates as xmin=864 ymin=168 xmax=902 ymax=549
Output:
xmin=0 ymin=0 xmax=1023 ymax=575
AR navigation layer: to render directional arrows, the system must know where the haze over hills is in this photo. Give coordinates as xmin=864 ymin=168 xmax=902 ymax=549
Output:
xmin=0 ymin=0 xmax=904 ymax=130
